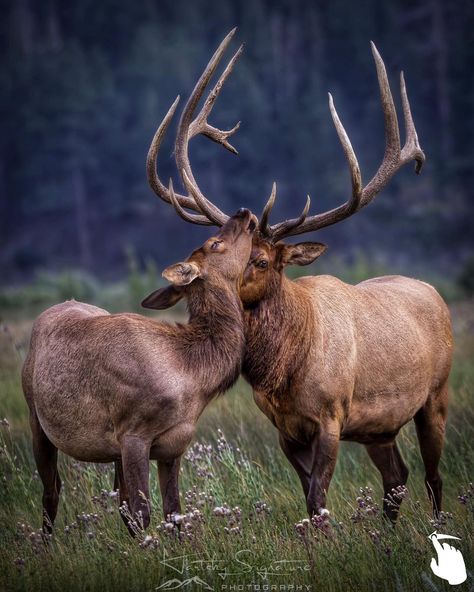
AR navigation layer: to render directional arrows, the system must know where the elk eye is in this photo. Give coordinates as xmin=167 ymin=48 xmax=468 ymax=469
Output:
xmin=257 ymin=260 xmax=268 ymax=269
xmin=210 ymin=240 xmax=223 ymax=251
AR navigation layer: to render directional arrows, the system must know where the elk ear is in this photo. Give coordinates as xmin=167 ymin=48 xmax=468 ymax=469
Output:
xmin=141 ymin=285 xmax=184 ymax=310
xmin=162 ymin=262 xmax=202 ymax=286
xmin=278 ymin=242 xmax=327 ymax=268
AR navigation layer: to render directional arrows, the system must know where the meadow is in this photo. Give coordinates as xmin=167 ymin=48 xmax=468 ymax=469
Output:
xmin=0 ymin=266 xmax=473 ymax=592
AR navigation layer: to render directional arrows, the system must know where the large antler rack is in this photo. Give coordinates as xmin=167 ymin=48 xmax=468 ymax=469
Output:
xmin=259 ymin=42 xmax=425 ymax=243
xmin=146 ymin=28 xmax=243 ymax=226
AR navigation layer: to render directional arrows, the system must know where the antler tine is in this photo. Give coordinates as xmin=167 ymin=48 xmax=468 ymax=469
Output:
xmin=189 ymin=44 xmax=244 ymax=154
xmin=146 ymin=96 xmax=204 ymax=213
xmin=371 ymin=42 xmax=400 ymax=162
xmin=175 ymin=28 xmax=243 ymax=226
xmin=328 ymin=92 xmax=362 ymax=212
xmin=168 ymin=178 xmax=213 ymax=225
xmin=181 ymin=169 xmax=226 ymax=224
xmin=264 ymin=42 xmax=425 ymax=241
xmin=400 ymin=71 xmax=425 ymax=174
xmin=360 ymin=41 xmax=401 ymax=206
xmin=259 ymin=182 xmax=276 ymax=235
xmin=271 ymin=195 xmax=311 ymax=242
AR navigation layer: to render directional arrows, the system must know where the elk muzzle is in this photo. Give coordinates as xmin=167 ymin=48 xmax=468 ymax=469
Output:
xmin=220 ymin=208 xmax=257 ymax=241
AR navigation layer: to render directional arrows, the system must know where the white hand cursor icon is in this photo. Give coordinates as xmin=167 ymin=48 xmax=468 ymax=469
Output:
xmin=429 ymin=531 xmax=467 ymax=585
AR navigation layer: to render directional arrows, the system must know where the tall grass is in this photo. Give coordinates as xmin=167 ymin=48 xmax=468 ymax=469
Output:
xmin=0 ymin=303 xmax=472 ymax=591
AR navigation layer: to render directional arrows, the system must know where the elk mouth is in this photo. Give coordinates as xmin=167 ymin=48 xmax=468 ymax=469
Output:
xmin=245 ymin=214 xmax=258 ymax=234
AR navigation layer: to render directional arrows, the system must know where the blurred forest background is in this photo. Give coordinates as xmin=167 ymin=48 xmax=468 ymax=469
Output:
xmin=0 ymin=0 xmax=473 ymax=300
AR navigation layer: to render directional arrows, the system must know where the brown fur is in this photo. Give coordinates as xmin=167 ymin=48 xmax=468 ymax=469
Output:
xmin=22 ymin=209 xmax=256 ymax=535
xmin=240 ymin=236 xmax=452 ymax=521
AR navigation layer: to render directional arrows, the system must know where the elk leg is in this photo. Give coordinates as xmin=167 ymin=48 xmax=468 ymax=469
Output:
xmin=306 ymin=422 xmax=340 ymax=516
xmin=278 ymin=433 xmax=312 ymax=498
xmin=113 ymin=459 xmax=132 ymax=530
xmin=414 ymin=382 xmax=449 ymax=517
xmin=29 ymin=411 xmax=61 ymax=534
xmin=365 ymin=441 xmax=409 ymax=523
xmin=120 ymin=434 xmax=151 ymax=534
xmin=158 ymin=457 xmax=182 ymax=521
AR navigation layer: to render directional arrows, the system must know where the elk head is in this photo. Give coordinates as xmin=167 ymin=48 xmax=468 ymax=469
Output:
xmin=142 ymin=208 xmax=256 ymax=309
xmin=141 ymin=29 xmax=257 ymax=310
xmin=241 ymin=42 xmax=425 ymax=308
xmin=240 ymin=235 xmax=327 ymax=307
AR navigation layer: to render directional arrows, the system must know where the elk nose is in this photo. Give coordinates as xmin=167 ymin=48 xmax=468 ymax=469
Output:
xmin=236 ymin=207 xmax=249 ymax=217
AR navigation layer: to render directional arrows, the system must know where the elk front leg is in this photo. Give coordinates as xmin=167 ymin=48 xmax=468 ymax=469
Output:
xmin=306 ymin=421 xmax=340 ymax=517
xmin=278 ymin=433 xmax=312 ymax=499
xmin=158 ymin=457 xmax=182 ymax=521
xmin=114 ymin=459 xmax=133 ymax=530
xmin=120 ymin=435 xmax=151 ymax=535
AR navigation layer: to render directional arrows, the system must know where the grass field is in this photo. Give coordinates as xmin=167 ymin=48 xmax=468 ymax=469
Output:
xmin=0 ymin=299 xmax=473 ymax=592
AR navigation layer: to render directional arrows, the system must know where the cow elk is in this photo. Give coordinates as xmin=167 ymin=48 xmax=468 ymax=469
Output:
xmin=240 ymin=43 xmax=452 ymax=522
xmin=22 ymin=29 xmax=257 ymax=535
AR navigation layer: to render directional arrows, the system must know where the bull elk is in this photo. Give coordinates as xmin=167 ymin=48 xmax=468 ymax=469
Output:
xmin=22 ymin=29 xmax=257 ymax=535
xmin=240 ymin=44 xmax=452 ymax=522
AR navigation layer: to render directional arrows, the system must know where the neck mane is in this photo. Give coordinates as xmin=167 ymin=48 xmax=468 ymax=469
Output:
xmin=243 ymin=274 xmax=314 ymax=399
xmin=175 ymin=279 xmax=245 ymax=399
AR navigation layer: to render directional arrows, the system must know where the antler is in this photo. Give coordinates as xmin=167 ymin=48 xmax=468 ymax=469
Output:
xmin=146 ymin=28 xmax=243 ymax=226
xmin=260 ymin=42 xmax=425 ymax=242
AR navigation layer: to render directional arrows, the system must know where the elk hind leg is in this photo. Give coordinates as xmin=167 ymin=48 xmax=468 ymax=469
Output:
xmin=365 ymin=440 xmax=409 ymax=523
xmin=30 ymin=411 xmax=62 ymax=534
xmin=414 ymin=382 xmax=449 ymax=517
